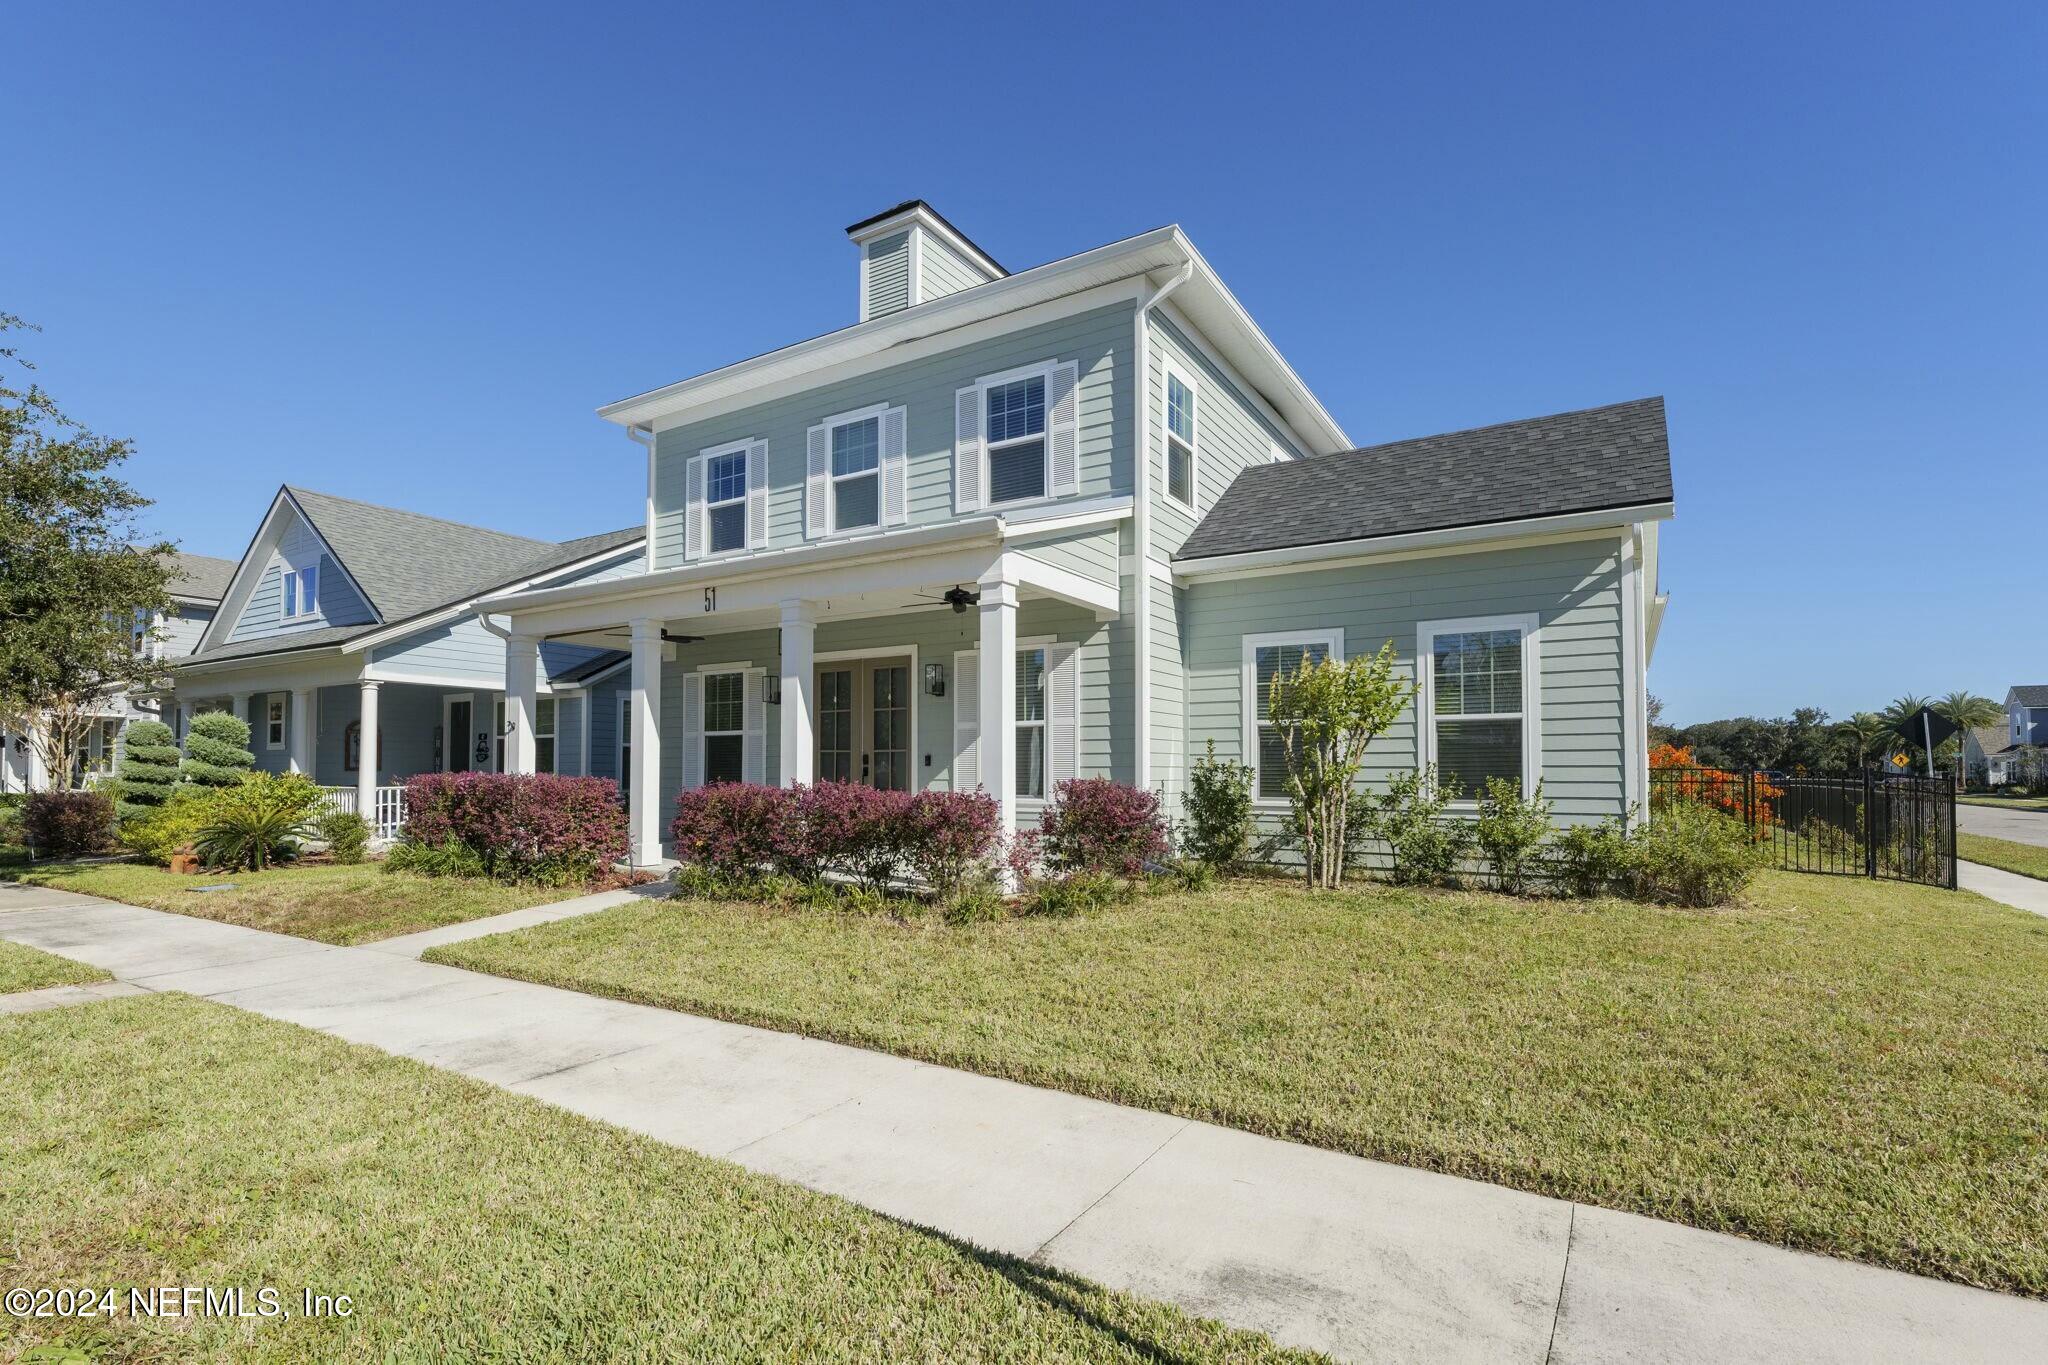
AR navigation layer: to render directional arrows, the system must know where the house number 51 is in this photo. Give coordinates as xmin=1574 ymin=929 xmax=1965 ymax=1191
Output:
xmin=703 ymin=587 xmax=716 ymax=613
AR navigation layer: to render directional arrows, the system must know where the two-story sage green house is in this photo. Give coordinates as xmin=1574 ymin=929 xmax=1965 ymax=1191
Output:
xmin=480 ymin=202 xmax=1674 ymax=866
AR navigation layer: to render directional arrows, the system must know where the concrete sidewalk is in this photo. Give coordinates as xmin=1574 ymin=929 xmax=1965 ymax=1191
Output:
xmin=1958 ymin=860 xmax=2048 ymax=918
xmin=365 ymin=880 xmax=669 ymax=958
xmin=3 ymin=880 xmax=2043 ymax=1363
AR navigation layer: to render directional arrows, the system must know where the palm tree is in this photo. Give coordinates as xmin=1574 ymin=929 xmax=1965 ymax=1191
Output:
xmin=1835 ymin=712 xmax=1892 ymax=768
xmin=1881 ymin=694 xmax=1933 ymax=754
xmin=1934 ymin=691 xmax=2003 ymax=779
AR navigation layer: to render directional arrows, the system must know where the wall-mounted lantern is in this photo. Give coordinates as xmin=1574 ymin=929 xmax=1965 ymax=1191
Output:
xmin=923 ymin=662 xmax=947 ymax=698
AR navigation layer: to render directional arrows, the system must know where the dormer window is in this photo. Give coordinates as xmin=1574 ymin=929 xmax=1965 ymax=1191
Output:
xmin=986 ymin=375 xmax=1047 ymax=506
xmin=281 ymin=562 xmax=318 ymax=620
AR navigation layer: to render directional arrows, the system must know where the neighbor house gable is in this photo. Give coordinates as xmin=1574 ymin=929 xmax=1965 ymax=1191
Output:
xmin=208 ymin=490 xmax=379 ymax=650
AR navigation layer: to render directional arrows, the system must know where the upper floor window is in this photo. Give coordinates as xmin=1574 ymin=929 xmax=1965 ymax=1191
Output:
xmin=281 ymin=562 xmax=318 ymax=620
xmin=986 ymin=375 xmax=1047 ymax=506
xmin=831 ymin=415 xmax=881 ymax=531
xmin=688 ymin=438 xmax=766 ymax=560
xmin=1164 ymin=366 xmax=1198 ymax=510
xmin=955 ymin=359 xmax=1078 ymax=514
xmin=1419 ymin=614 xmax=1540 ymax=804
xmin=705 ymin=448 xmax=749 ymax=554
xmin=1244 ymin=631 xmax=1340 ymax=802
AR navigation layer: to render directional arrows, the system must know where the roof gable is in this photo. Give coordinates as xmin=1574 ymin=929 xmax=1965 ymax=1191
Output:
xmin=2008 ymin=685 xmax=2048 ymax=707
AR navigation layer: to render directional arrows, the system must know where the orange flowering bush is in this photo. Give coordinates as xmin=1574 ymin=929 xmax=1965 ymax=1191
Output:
xmin=1650 ymin=744 xmax=1781 ymax=829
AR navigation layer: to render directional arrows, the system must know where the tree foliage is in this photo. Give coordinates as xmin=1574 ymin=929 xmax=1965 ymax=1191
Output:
xmin=0 ymin=313 xmax=175 ymax=787
xmin=115 ymin=718 xmax=180 ymax=819
xmin=180 ymin=711 xmax=255 ymax=787
xmin=1265 ymin=641 xmax=1411 ymax=890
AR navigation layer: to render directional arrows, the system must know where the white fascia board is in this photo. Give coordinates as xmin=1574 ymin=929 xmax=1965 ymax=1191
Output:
xmin=342 ymin=539 xmax=647 ymax=655
xmin=994 ymin=495 xmax=1133 ymax=538
xmin=1003 ymin=551 xmax=1121 ymax=620
xmin=193 ymin=490 xmax=297 ymax=653
xmin=1172 ymin=502 xmax=1677 ymax=579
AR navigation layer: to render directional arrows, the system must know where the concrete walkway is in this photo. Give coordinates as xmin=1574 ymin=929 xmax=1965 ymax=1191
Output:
xmin=365 ymin=881 xmax=668 ymax=958
xmin=1958 ymin=860 xmax=2048 ymax=918
xmin=1960 ymin=802 xmax=2048 ymax=848
xmin=2 ymin=881 xmax=2043 ymax=1363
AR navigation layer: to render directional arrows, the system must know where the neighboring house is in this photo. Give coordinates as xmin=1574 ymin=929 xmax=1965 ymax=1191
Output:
xmin=2004 ymin=686 xmax=2048 ymax=749
xmin=1963 ymin=725 xmax=2015 ymax=788
xmin=1968 ymin=686 xmax=2048 ymax=789
xmin=476 ymin=201 xmax=1674 ymax=865
xmin=0 ymin=550 xmax=237 ymax=794
xmin=165 ymin=487 xmax=644 ymax=833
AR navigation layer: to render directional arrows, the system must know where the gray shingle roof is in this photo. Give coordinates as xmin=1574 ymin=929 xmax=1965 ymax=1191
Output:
xmin=165 ymin=551 xmax=237 ymax=602
xmin=1175 ymin=397 xmax=1673 ymax=562
xmin=2010 ymin=685 xmax=2048 ymax=708
xmin=1970 ymin=724 xmax=2014 ymax=758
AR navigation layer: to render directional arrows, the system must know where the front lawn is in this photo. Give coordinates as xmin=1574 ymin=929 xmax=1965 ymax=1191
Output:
xmin=1960 ymin=833 xmax=2048 ymax=882
xmin=1 ymin=861 xmax=585 ymax=945
xmin=0 ymin=938 xmax=108 ymax=994
xmin=0 ymin=994 xmax=1300 ymax=1363
xmin=432 ymin=870 xmax=2048 ymax=1297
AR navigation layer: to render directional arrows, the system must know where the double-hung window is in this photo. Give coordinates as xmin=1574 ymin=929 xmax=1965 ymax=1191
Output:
xmin=704 ymin=448 xmax=749 ymax=555
xmin=1016 ymin=645 xmax=1047 ymax=800
xmin=985 ymin=374 xmax=1047 ymax=506
xmin=1419 ymin=614 xmax=1540 ymax=802
xmin=280 ymin=562 xmax=318 ymax=620
xmin=829 ymin=415 xmax=880 ymax=532
xmin=535 ymin=698 xmax=557 ymax=774
xmin=266 ymin=696 xmax=287 ymax=751
xmin=1164 ymin=366 xmax=1198 ymax=510
xmin=1243 ymin=631 xmax=1342 ymax=802
xmin=702 ymin=671 xmax=745 ymax=785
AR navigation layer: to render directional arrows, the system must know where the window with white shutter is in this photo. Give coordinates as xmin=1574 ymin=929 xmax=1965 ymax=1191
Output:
xmin=698 ymin=440 xmax=753 ymax=557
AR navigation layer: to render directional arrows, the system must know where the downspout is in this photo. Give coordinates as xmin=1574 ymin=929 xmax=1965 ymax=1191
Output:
xmin=628 ymin=423 xmax=657 ymax=571
xmin=1132 ymin=259 xmax=1194 ymax=796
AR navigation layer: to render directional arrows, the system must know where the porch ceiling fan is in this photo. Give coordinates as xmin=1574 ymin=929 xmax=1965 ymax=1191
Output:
xmin=907 ymin=584 xmax=981 ymax=614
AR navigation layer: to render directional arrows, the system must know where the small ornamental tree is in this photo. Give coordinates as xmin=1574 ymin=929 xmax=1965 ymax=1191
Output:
xmin=114 ymin=718 xmax=179 ymax=820
xmin=180 ymin=711 xmax=254 ymax=788
xmin=1265 ymin=640 xmax=1411 ymax=890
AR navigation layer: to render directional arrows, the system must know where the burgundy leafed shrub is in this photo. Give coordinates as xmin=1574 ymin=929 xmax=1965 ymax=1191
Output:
xmin=796 ymin=781 xmax=912 ymax=892
xmin=22 ymin=789 xmax=115 ymax=859
xmin=400 ymin=772 xmax=626 ymax=884
xmin=1038 ymin=778 xmax=1168 ymax=878
xmin=669 ymin=781 xmax=1002 ymax=896
xmin=900 ymin=789 xmax=1001 ymax=900
xmin=668 ymin=782 xmax=786 ymax=880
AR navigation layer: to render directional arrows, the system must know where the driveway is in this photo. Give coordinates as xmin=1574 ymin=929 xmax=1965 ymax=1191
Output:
xmin=1960 ymin=803 xmax=2048 ymax=848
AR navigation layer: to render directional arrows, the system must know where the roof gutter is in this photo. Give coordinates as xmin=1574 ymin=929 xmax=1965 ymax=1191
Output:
xmin=1132 ymin=259 xmax=1194 ymax=793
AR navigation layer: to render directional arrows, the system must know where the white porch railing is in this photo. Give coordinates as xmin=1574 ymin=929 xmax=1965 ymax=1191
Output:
xmin=319 ymin=785 xmax=407 ymax=841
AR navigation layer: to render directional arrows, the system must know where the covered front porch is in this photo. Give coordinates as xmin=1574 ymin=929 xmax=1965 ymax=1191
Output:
xmin=485 ymin=527 xmax=1124 ymax=866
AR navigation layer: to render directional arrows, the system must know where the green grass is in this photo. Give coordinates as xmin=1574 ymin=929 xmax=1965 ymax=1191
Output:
xmin=0 ymin=995 xmax=1303 ymax=1364
xmin=432 ymin=870 xmax=2048 ymax=1297
xmin=1959 ymin=793 xmax=2048 ymax=810
xmin=0 ymin=938 xmax=108 ymax=994
xmin=1960 ymin=833 xmax=2048 ymax=881
xmin=1 ymin=861 xmax=583 ymax=945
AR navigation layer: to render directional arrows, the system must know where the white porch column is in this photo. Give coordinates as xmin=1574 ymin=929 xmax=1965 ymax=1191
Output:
xmin=289 ymin=687 xmax=317 ymax=775
xmin=778 ymin=599 xmax=815 ymax=788
xmin=175 ymin=699 xmax=194 ymax=741
xmin=228 ymin=693 xmax=252 ymax=732
xmin=356 ymin=680 xmax=381 ymax=819
xmin=977 ymin=579 xmax=1019 ymax=843
xmin=505 ymin=633 xmax=539 ymax=775
xmin=627 ymin=617 xmax=664 ymax=866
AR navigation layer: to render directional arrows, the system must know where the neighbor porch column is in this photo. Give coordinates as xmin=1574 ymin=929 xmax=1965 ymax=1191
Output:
xmin=778 ymin=598 xmax=815 ymax=788
xmin=977 ymin=578 xmax=1019 ymax=844
xmin=628 ymin=616 xmax=664 ymax=866
xmin=175 ymin=699 xmax=194 ymax=741
xmin=228 ymin=692 xmax=251 ymax=731
xmin=289 ymin=687 xmax=317 ymax=775
xmin=505 ymin=632 xmax=539 ymax=775
xmin=356 ymin=680 xmax=381 ymax=821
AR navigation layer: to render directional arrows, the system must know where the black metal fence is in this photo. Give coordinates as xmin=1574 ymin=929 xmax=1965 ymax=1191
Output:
xmin=1649 ymin=767 xmax=1956 ymax=889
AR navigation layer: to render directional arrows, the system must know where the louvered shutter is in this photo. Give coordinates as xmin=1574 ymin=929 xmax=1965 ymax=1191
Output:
xmin=680 ymin=672 xmax=704 ymax=790
xmin=805 ymin=424 xmax=829 ymax=538
xmin=1047 ymin=361 xmax=1079 ymax=496
xmin=954 ymin=385 xmax=982 ymax=513
xmin=952 ymin=649 xmax=980 ymax=792
xmin=881 ymin=405 xmax=908 ymax=525
xmin=746 ymin=441 xmax=768 ymax=549
xmin=1047 ymin=643 xmax=1078 ymax=788
xmin=743 ymin=671 xmax=766 ymax=783
xmin=684 ymin=456 xmax=705 ymax=561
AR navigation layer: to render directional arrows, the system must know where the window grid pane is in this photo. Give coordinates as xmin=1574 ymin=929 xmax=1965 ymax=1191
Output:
xmin=1253 ymin=641 xmax=1330 ymax=800
xmin=703 ymin=672 xmax=745 ymax=734
xmin=986 ymin=377 xmax=1046 ymax=443
xmin=706 ymin=451 xmax=747 ymax=505
xmin=1016 ymin=649 xmax=1046 ymax=721
xmin=1166 ymin=374 xmax=1194 ymax=443
xmin=1434 ymin=629 xmax=1523 ymax=716
xmin=831 ymin=418 xmax=879 ymax=476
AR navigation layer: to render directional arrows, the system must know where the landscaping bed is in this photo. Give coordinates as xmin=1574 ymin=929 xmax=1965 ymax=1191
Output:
xmin=0 ymin=993 xmax=1300 ymax=1363
xmin=2 ymin=861 xmax=587 ymax=946
xmin=1960 ymin=833 xmax=2048 ymax=882
xmin=0 ymin=938 xmax=108 ymax=994
xmin=431 ymin=869 xmax=2048 ymax=1296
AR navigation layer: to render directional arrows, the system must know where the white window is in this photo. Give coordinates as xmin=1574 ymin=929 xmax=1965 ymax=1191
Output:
xmin=1163 ymin=365 xmax=1198 ymax=510
xmin=281 ymin=562 xmax=319 ymax=620
xmin=702 ymin=671 xmax=745 ymax=785
xmin=266 ymin=696 xmax=287 ymax=750
xmin=1016 ymin=645 xmax=1047 ymax=800
xmin=704 ymin=446 xmax=749 ymax=554
xmin=1418 ymin=614 xmax=1541 ymax=804
xmin=985 ymin=373 xmax=1048 ymax=506
xmin=1243 ymin=631 xmax=1342 ymax=803
xmin=535 ymin=697 xmax=557 ymax=775
xmin=95 ymin=718 xmax=120 ymax=774
xmin=829 ymin=414 xmax=882 ymax=532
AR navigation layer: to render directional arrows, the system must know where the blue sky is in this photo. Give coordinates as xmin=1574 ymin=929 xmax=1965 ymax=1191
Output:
xmin=5 ymin=2 xmax=2041 ymax=725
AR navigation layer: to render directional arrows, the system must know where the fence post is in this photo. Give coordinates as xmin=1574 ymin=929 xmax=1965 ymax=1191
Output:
xmin=1863 ymin=768 xmax=1877 ymax=879
xmin=1947 ymin=778 xmax=1958 ymax=891
xmin=1744 ymin=771 xmax=1756 ymax=838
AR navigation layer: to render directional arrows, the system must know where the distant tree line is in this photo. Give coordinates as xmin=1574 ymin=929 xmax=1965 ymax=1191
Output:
xmin=1649 ymin=691 xmax=2004 ymax=774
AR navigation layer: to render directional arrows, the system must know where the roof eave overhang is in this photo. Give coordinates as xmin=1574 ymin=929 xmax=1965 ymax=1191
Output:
xmin=1174 ymin=500 xmax=1675 ymax=578
xmin=595 ymin=228 xmax=1350 ymax=456
xmin=172 ymin=640 xmax=352 ymax=675
xmin=341 ymin=536 xmax=648 ymax=654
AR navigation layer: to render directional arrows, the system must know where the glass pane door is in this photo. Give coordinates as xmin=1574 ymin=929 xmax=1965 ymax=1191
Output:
xmin=447 ymin=699 xmax=472 ymax=773
xmin=816 ymin=666 xmax=855 ymax=783
xmin=870 ymin=662 xmax=911 ymax=792
xmin=813 ymin=656 xmax=910 ymax=789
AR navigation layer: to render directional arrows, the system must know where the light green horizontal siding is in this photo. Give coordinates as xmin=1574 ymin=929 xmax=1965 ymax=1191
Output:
xmin=918 ymin=234 xmax=990 ymax=302
xmin=1181 ymin=538 xmax=1628 ymax=824
xmin=1150 ymin=582 xmax=1186 ymax=806
xmin=1011 ymin=524 xmax=1120 ymax=586
xmin=651 ymin=302 xmax=1134 ymax=570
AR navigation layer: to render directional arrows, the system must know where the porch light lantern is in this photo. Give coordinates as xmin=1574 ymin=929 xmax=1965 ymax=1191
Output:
xmin=924 ymin=662 xmax=946 ymax=698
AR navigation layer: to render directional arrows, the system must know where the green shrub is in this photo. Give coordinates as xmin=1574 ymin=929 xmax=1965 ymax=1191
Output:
xmin=180 ymin=711 xmax=255 ymax=788
xmin=942 ymin=878 xmax=1009 ymax=925
xmin=1180 ymin=740 xmax=1254 ymax=871
xmin=193 ymin=772 xmax=324 ymax=871
xmin=1623 ymin=802 xmax=1768 ymax=907
xmin=1021 ymin=871 xmax=1133 ymax=918
xmin=317 ymin=809 xmax=371 ymax=864
xmin=1374 ymin=768 xmax=1473 ymax=887
xmin=115 ymin=719 xmax=180 ymax=820
xmin=384 ymin=837 xmax=488 ymax=879
xmin=1549 ymin=817 xmax=1632 ymax=898
xmin=119 ymin=785 xmax=223 ymax=865
xmin=1474 ymin=778 xmax=1552 ymax=895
